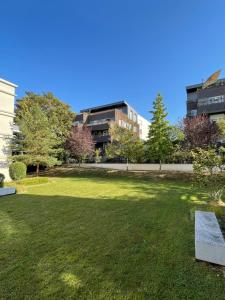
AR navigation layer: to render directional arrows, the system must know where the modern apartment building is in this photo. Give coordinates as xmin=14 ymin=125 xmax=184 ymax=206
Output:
xmin=0 ymin=78 xmax=17 ymax=181
xmin=74 ymin=101 xmax=150 ymax=150
xmin=186 ymin=77 xmax=225 ymax=122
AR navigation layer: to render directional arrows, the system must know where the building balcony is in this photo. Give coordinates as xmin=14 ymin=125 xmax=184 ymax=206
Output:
xmin=197 ymin=102 xmax=225 ymax=114
xmin=93 ymin=135 xmax=111 ymax=143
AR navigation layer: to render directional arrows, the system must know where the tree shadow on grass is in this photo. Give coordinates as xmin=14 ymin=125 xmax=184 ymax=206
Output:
xmin=1 ymin=192 xmax=225 ymax=299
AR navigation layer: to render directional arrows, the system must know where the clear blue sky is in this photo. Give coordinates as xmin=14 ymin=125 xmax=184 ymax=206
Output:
xmin=1 ymin=0 xmax=225 ymax=123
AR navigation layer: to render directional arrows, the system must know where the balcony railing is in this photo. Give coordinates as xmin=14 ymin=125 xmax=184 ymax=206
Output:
xmin=197 ymin=102 xmax=225 ymax=114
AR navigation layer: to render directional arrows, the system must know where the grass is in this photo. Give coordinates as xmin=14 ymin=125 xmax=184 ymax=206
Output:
xmin=1 ymin=168 xmax=225 ymax=299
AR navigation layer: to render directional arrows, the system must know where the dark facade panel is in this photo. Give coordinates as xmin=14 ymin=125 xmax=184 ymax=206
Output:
xmin=88 ymin=123 xmax=110 ymax=131
xmin=81 ymin=101 xmax=127 ymax=113
xmin=186 ymin=78 xmax=225 ymax=117
xmin=198 ymin=85 xmax=225 ymax=98
xmin=93 ymin=135 xmax=110 ymax=143
xmin=197 ymin=102 xmax=225 ymax=114
xmin=75 ymin=114 xmax=83 ymax=122
xmin=88 ymin=110 xmax=115 ymax=122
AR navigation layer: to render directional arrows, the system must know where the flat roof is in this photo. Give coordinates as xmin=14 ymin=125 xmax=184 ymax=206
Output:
xmin=0 ymin=78 xmax=18 ymax=88
xmin=186 ymin=78 xmax=225 ymax=90
xmin=80 ymin=100 xmax=129 ymax=113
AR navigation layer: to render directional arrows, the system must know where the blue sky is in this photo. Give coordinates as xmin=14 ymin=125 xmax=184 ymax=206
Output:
xmin=1 ymin=0 xmax=225 ymax=123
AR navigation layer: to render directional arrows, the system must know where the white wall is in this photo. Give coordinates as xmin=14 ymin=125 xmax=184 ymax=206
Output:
xmin=0 ymin=78 xmax=17 ymax=181
xmin=138 ymin=114 xmax=150 ymax=141
xmin=78 ymin=163 xmax=193 ymax=172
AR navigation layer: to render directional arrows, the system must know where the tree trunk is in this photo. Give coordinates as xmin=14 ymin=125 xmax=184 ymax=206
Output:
xmin=159 ymin=160 xmax=162 ymax=171
xmin=36 ymin=163 xmax=40 ymax=177
xmin=126 ymin=158 xmax=129 ymax=171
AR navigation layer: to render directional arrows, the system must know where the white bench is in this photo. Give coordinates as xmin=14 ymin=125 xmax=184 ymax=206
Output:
xmin=195 ymin=210 xmax=225 ymax=266
xmin=0 ymin=188 xmax=16 ymax=197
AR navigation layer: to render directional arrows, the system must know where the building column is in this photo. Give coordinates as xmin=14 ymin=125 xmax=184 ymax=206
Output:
xmin=0 ymin=78 xmax=17 ymax=181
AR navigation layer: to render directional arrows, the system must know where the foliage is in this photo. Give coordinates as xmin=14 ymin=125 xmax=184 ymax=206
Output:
xmin=9 ymin=162 xmax=27 ymax=180
xmin=146 ymin=93 xmax=173 ymax=168
xmin=169 ymin=149 xmax=192 ymax=163
xmin=16 ymin=92 xmax=75 ymax=160
xmin=218 ymin=117 xmax=225 ymax=136
xmin=12 ymin=102 xmax=60 ymax=176
xmin=66 ymin=126 xmax=95 ymax=164
xmin=1 ymin=169 xmax=225 ymax=299
xmin=192 ymin=148 xmax=225 ymax=204
xmin=95 ymin=149 xmax=101 ymax=163
xmin=0 ymin=173 xmax=5 ymax=187
xmin=168 ymin=125 xmax=185 ymax=145
xmin=182 ymin=115 xmax=220 ymax=149
xmin=105 ymin=125 xmax=144 ymax=164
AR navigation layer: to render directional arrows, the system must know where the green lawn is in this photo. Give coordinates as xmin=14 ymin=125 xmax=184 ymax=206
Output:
xmin=1 ymin=168 xmax=225 ymax=299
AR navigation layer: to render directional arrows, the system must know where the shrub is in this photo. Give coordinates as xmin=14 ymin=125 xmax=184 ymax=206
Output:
xmin=9 ymin=162 xmax=27 ymax=181
xmin=0 ymin=173 xmax=5 ymax=187
xmin=192 ymin=148 xmax=225 ymax=205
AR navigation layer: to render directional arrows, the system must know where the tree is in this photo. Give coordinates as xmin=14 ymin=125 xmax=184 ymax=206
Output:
xmin=192 ymin=148 xmax=225 ymax=205
xmin=182 ymin=115 xmax=220 ymax=149
xmin=66 ymin=126 xmax=95 ymax=165
xmin=168 ymin=125 xmax=185 ymax=146
xmin=218 ymin=117 xmax=225 ymax=134
xmin=146 ymin=93 xmax=173 ymax=169
xmin=16 ymin=92 xmax=75 ymax=160
xmin=105 ymin=125 xmax=144 ymax=169
xmin=12 ymin=102 xmax=60 ymax=176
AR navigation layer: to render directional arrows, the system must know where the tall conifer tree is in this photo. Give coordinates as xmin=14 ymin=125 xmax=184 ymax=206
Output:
xmin=146 ymin=93 xmax=172 ymax=169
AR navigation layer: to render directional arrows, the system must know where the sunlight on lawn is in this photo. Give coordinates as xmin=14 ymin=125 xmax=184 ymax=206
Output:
xmin=1 ymin=170 xmax=225 ymax=299
xmin=60 ymin=272 xmax=82 ymax=289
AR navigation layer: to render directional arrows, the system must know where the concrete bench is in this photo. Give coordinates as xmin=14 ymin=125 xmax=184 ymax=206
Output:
xmin=0 ymin=188 xmax=16 ymax=197
xmin=195 ymin=210 xmax=225 ymax=266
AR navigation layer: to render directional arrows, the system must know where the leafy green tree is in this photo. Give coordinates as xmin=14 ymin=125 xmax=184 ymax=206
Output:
xmin=12 ymin=102 xmax=60 ymax=176
xmin=168 ymin=125 xmax=185 ymax=146
xmin=106 ymin=125 xmax=144 ymax=169
xmin=192 ymin=148 xmax=225 ymax=205
xmin=16 ymin=92 xmax=75 ymax=160
xmin=146 ymin=93 xmax=173 ymax=169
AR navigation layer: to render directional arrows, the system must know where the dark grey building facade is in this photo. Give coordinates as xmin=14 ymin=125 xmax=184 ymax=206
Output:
xmin=186 ymin=78 xmax=225 ymax=122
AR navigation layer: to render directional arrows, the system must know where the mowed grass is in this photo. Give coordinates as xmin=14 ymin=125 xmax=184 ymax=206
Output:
xmin=1 ymin=169 xmax=225 ymax=299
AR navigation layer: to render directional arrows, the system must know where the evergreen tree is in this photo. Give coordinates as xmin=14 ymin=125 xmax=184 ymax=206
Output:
xmin=146 ymin=93 xmax=173 ymax=169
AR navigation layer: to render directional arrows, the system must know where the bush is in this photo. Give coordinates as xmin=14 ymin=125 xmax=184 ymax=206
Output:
xmin=0 ymin=173 xmax=5 ymax=187
xmin=9 ymin=162 xmax=27 ymax=181
xmin=192 ymin=148 xmax=225 ymax=205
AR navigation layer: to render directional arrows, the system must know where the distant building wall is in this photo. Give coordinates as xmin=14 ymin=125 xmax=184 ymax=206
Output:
xmin=138 ymin=114 xmax=150 ymax=141
xmin=0 ymin=78 xmax=17 ymax=181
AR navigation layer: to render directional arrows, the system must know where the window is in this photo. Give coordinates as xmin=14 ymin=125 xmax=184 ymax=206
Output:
xmin=190 ymin=110 xmax=197 ymax=116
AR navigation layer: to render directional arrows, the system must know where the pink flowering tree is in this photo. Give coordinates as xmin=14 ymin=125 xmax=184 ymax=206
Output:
xmin=66 ymin=126 xmax=95 ymax=165
xmin=182 ymin=115 xmax=220 ymax=149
